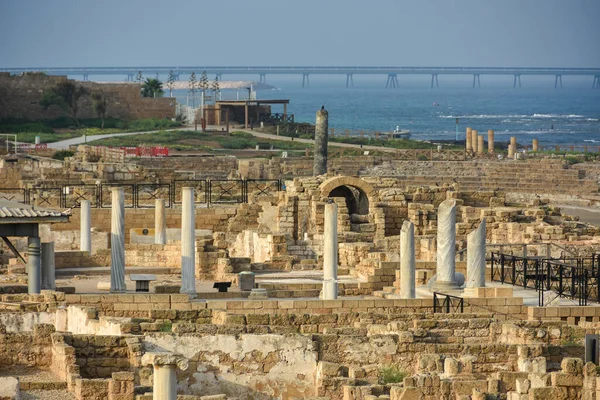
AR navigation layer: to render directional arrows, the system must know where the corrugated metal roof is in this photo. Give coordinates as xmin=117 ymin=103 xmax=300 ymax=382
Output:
xmin=0 ymin=206 xmax=67 ymax=218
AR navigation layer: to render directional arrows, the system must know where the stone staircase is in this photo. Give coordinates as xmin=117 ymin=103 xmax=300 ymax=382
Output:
xmin=354 ymin=252 xmax=398 ymax=292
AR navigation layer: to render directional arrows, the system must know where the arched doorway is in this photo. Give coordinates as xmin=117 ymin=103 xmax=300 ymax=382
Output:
xmin=327 ymin=185 xmax=369 ymax=215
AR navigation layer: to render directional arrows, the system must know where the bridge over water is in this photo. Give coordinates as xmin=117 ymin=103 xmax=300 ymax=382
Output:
xmin=2 ymin=66 xmax=600 ymax=89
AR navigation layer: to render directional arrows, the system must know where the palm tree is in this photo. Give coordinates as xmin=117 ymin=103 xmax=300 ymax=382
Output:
xmin=141 ymin=78 xmax=165 ymax=98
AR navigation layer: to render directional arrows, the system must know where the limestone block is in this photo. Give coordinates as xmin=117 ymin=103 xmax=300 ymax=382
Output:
xmin=561 ymin=358 xmax=584 ymax=375
xmin=516 ymin=378 xmax=530 ymax=394
xmin=507 ymin=393 xmax=528 ymax=400
xmin=528 ymin=386 xmax=568 ymax=400
xmin=550 ymin=372 xmax=583 ymax=387
xmin=0 ymin=377 xmax=19 ymax=399
xmin=444 ymin=357 xmax=459 ymax=377
xmin=528 ymin=373 xmax=550 ymax=388
xmin=390 ymin=386 xmax=422 ymax=400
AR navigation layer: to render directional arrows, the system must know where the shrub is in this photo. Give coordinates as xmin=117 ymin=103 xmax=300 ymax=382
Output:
xmin=52 ymin=150 xmax=75 ymax=160
xmin=379 ymin=365 xmax=406 ymax=384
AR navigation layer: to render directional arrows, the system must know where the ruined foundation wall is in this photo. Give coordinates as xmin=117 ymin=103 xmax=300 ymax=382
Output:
xmin=0 ymin=73 xmax=176 ymax=120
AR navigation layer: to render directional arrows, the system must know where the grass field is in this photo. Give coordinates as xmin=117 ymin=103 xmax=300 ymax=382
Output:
xmin=88 ymin=130 xmax=312 ymax=152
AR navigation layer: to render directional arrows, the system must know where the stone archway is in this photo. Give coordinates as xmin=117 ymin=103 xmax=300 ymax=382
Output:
xmin=319 ymin=176 xmax=376 ymax=215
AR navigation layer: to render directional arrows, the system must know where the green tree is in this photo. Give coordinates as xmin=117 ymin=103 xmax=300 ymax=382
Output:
xmin=39 ymin=81 xmax=89 ymax=127
xmin=91 ymin=91 xmax=108 ymax=129
xmin=200 ymin=70 xmax=209 ymax=97
xmin=188 ymin=72 xmax=198 ymax=107
xmin=141 ymin=78 xmax=165 ymax=98
xmin=167 ymin=70 xmax=176 ymax=97
xmin=211 ymin=75 xmax=220 ymax=102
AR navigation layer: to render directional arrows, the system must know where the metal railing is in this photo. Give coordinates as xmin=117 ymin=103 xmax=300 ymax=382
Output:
xmin=0 ymin=179 xmax=282 ymax=209
xmin=433 ymin=292 xmax=464 ymax=313
xmin=491 ymin=252 xmax=598 ymax=306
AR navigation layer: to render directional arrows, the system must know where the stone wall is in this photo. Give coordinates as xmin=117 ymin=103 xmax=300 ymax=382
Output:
xmin=0 ymin=73 xmax=175 ymax=121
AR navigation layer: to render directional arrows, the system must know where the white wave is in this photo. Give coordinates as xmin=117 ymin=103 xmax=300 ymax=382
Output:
xmin=440 ymin=113 xmax=586 ymax=119
xmin=584 ymin=139 xmax=600 ymax=143
xmin=531 ymin=114 xmax=585 ymax=118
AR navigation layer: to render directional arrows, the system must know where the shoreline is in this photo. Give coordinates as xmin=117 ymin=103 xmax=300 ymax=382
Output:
xmin=93 ymin=80 xmax=276 ymax=91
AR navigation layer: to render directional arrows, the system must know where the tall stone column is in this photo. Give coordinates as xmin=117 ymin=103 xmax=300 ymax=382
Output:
xmin=532 ymin=139 xmax=539 ymax=152
xmin=41 ymin=242 xmax=55 ymax=290
xmin=141 ymin=353 xmax=188 ymax=400
xmin=155 ymin=199 xmax=166 ymax=245
xmin=80 ymin=200 xmax=91 ymax=254
xmin=488 ymin=130 xmax=495 ymax=153
xmin=400 ymin=221 xmax=416 ymax=299
xmin=313 ymin=107 xmax=328 ymax=176
xmin=477 ymin=135 xmax=484 ymax=156
xmin=508 ymin=136 xmax=517 ymax=158
xmin=466 ymin=220 xmax=486 ymax=288
xmin=180 ymin=187 xmax=196 ymax=295
xmin=465 ymin=127 xmax=472 ymax=152
xmin=471 ymin=129 xmax=479 ymax=153
xmin=110 ymin=188 xmax=126 ymax=293
xmin=27 ymin=236 xmax=41 ymax=294
xmin=434 ymin=200 xmax=459 ymax=290
xmin=322 ymin=201 xmax=338 ymax=300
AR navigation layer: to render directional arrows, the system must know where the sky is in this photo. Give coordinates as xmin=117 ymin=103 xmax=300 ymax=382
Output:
xmin=1 ymin=0 xmax=599 ymax=68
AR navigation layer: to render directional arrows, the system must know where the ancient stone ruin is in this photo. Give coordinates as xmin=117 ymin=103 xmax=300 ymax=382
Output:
xmin=2 ymin=138 xmax=600 ymax=400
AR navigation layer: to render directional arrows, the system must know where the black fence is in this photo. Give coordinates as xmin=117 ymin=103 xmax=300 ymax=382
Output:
xmin=0 ymin=179 xmax=281 ymax=209
xmin=433 ymin=292 xmax=464 ymax=313
xmin=491 ymin=252 xmax=599 ymax=306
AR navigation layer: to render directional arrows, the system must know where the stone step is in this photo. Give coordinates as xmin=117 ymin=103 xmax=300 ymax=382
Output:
xmin=56 ymin=266 xmax=177 ymax=277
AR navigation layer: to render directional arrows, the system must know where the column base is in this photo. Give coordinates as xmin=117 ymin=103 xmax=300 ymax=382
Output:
xmin=432 ymin=280 xmax=461 ymax=291
xmin=322 ymin=279 xmax=338 ymax=300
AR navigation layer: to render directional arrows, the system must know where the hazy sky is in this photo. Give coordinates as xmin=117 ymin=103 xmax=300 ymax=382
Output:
xmin=1 ymin=0 xmax=599 ymax=68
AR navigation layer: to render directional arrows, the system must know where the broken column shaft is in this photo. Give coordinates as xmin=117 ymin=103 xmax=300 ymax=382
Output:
xmin=313 ymin=107 xmax=328 ymax=176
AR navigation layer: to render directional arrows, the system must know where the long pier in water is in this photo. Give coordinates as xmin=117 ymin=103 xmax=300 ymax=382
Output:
xmin=2 ymin=66 xmax=600 ymax=88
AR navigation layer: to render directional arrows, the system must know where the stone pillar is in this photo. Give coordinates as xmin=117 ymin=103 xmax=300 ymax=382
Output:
xmin=508 ymin=136 xmax=516 ymax=158
xmin=488 ymin=130 xmax=495 ymax=153
xmin=80 ymin=200 xmax=91 ymax=254
xmin=434 ymin=200 xmax=459 ymax=290
xmin=322 ymin=201 xmax=338 ymax=300
xmin=155 ymin=199 xmax=166 ymax=245
xmin=110 ymin=188 xmax=126 ymax=293
xmin=313 ymin=107 xmax=328 ymax=176
xmin=465 ymin=127 xmax=472 ymax=152
xmin=477 ymin=135 xmax=484 ymax=156
xmin=471 ymin=129 xmax=478 ymax=153
xmin=41 ymin=242 xmax=55 ymax=290
xmin=400 ymin=221 xmax=415 ymax=299
xmin=27 ymin=236 xmax=41 ymax=294
xmin=180 ymin=187 xmax=196 ymax=295
xmin=141 ymin=353 xmax=188 ymax=400
xmin=532 ymin=139 xmax=539 ymax=152
xmin=466 ymin=220 xmax=486 ymax=288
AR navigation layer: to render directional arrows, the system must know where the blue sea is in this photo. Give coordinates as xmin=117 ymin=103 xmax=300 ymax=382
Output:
xmin=103 ymin=74 xmax=600 ymax=147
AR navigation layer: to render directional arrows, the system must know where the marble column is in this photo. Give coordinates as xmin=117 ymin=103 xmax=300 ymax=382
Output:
xmin=488 ymin=130 xmax=495 ymax=153
xmin=466 ymin=219 xmax=486 ymax=288
xmin=80 ymin=200 xmax=91 ymax=254
xmin=41 ymin=242 xmax=55 ymax=290
xmin=477 ymin=135 xmax=484 ymax=156
xmin=155 ymin=199 xmax=166 ymax=245
xmin=27 ymin=236 xmax=41 ymax=294
xmin=465 ymin=127 xmax=472 ymax=152
xmin=400 ymin=221 xmax=416 ymax=299
xmin=323 ymin=201 xmax=338 ymax=300
xmin=434 ymin=200 xmax=459 ymax=290
xmin=532 ymin=139 xmax=539 ymax=152
xmin=313 ymin=107 xmax=328 ymax=176
xmin=471 ymin=129 xmax=479 ymax=153
xmin=180 ymin=187 xmax=196 ymax=295
xmin=110 ymin=188 xmax=126 ymax=293
xmin=141 ymin=353 xmax=188 ymax=400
